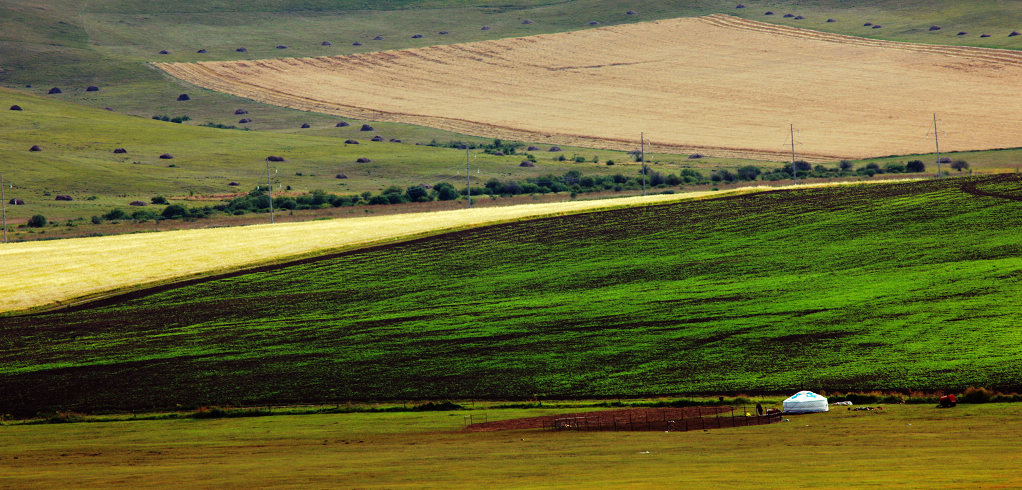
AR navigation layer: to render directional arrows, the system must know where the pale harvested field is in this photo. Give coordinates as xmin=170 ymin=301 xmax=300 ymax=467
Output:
xmin=157 ymin=14 xmax=1022 ymax=161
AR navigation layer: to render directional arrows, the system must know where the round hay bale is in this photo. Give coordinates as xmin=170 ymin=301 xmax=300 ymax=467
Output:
xmin=159 ymin=153 xmax=174 ymax=159
xmin=196 ymin=49 xmax=207 ymax=53
xmin=236 ymin=47 xmax=247 ymax=52
xmin=958 ymin=31 xmax=968 ymax=36
xmin=782 ymin=13 xmax=794 ymax=18
xmin=389 ymin=138 xmax=402 ymax=142
xmin=794 ymin=15 xmax=805 ymax=20
xmin=548 ymin=146 xmax=562 ymax=152
xmin=1011 ymin=31 xmax=1021 ymax=37
xmin=521 ymin=19 xmax=533 ymax=25
xmin=826 ymin=18 xmax=836 ymax=23
xmin=765 ymin=11 xmax=774 ymax=15
xmin=48 ymin=87 xmax=62 ymax=94
xmin=29 ymin=145 xmax=41 ymax=151
xmin=438 ymin=30 xmax=449 ymax=35
xmin=105 ymin=107 xmax=113 ymax=111
xmin=345 ymin=139 xmax=359 ymax=144
xmin=688 ymin=153 xmax=703 ymax=159
xmin=360 ymin=124 xmax=374 ymax=131
xmin=300 ymin=123 xmax=311 ymax=128
xmin=520 ymin=160 xmax=535 ymax=167
xmin=9 ymin=198 xmax=25 ymax=205
xmin=239 ymin=118 xmax=251 ymax=123
xmin=412 ymin=34 xmax=423 ymax=39
xmin=228 ymin=181 xmax=240 ymax=186
xmin=352 ymin=41 xmax=362 ymax=46
xmin=129 ymin=200 xmax=146 ymax=206
xmin=981 ymin=33 xmax=991 ymax=38
xmin=86 ymin=85 xmax=99 ymax=92
xmin=929 ymin=26 xmax=941 ymax=31
xmin=371 ymin=135 xmax=384 ymax=141
xmin=356 ymin=157 xmax=372 ymax=163
xmin=266 ymin=155 xmax=285 ymax=162
xmin=336 ymin=121 xmax=350 ymax=127
xmin=113 ymin=148 xmax=127 ymax=154
xmin=735 ymin=4 xmax=745 ymax=8
xmin=9 ymin=105 xmax=22 ymax=111
xmin=321 ymin=41 xmax=332 ymax=46
xmin=625 ymin=10 xmax=637 ymax=15
xmin=589 ymin=21 xmax=600 ymax=25
xmin=373 ymin=35 xmax=384 ymax=41
xmin=863 ymin=22 xmax=872 ymax=26
xmin=527 ymin=146 xmax=540 ymax=151
xmin=939 ymin=157 xmax=952 ymax=163
xmin=235 ymin=109 xmax=248 ymax=115
xmin=491 ymin=151 xmax=505 ymax=156
xmin=159 ymin=50 xmax=169 ymax=54
xmin=177 ymin=93 xmax=190 ymax=101
xmin=55 ymin=195 xmax=73 ymax=201
xmin=481 ymin=25 xmax=491 ymax=30
xmin=276 ymin=45 xmax=288 ymax=49
xmin=335 ymin=173 xmax=348 ymax=179
xmin=873 ymin=24 xmax=882 ymax=29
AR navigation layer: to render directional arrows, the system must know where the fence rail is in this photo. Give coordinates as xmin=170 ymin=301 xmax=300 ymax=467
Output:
xmin=545 ymin=407 xmax=781 ymax=432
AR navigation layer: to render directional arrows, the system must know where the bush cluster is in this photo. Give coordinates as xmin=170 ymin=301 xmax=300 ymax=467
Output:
xmin=152 ymin=114 xmax=191 ymax=124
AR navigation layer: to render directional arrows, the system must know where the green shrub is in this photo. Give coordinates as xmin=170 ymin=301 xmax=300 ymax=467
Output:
xmin=27 ymin=215 xmax=46 ymax=228
xmin=151 ymin=196 xmax=168 ymax=205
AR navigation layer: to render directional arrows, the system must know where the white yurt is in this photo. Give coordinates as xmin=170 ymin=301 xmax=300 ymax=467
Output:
xmin=782 ymin=390 xmax=829 ymax=413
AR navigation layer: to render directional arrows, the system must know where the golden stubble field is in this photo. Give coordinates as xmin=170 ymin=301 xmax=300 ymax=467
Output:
xmin=157 ymin=14 xmax=1022 ymax=161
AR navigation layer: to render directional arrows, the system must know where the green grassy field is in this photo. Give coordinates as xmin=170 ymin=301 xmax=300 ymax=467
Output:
xmin=3 ymin=176 xmax=1020 ymax=414
xmin=2 ymin=404 xmax=1021 ymax=487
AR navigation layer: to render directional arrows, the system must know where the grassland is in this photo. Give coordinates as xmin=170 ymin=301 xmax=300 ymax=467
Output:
xmin=158 ymin=14 xmax=1022 ymax=160
xmin=2 ymin=176 xmax=1020 ymax=414
xmin=2 ymin=404 xmax=1022 ymax=487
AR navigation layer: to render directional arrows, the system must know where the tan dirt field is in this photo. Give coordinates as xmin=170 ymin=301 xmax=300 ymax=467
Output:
xmin=157 ymin=14 xmax=1021 ymax=160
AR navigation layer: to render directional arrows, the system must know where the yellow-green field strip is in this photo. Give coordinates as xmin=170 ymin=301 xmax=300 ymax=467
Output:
xmin=0 ymin=181 xmax=913 ymax=313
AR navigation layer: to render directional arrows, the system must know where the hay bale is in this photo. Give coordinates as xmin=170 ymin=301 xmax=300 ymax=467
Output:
xmin=129 ymin=201 xmax=146 ymax=206
xmin=589 ymin=21 xmax=600 ymax=25
xmin=228 ymin=182 xmax=240 ymax=186
xmin=826 ymin=18 xmax=836 ymax=23
xmin=389 ymin=138 xmax=402 ymax=142
xmin=239 ymin=118 xmax=251 ymax=123
xmin=872 ymin=24 xmax=882 ymax=29
xmin=55 ymin=195 xmax=73 ymax=201
xmin=356 ymin=157 xmax=371 ymax=163
xmin=276 ymin=45 xmax=288 ymax=49
xmin=86 ymin=85 xmax=99 ymax=92
xmin=735 ymin=4 xmax=745 ymax=8
xmin=321 ymin=41 xmax=332 ymax=46
xmin=519 ymin=160 xmax=535 ymax=167
xmin=177 ymin=93 xmax=190 ymax=101
xmin=360 ymin=124 xmax=374 ymax=131
xmin=863 ymin=22 xmax=872 ymax=26
xmin=958 ymin=31 xmax=968 ymax=36
xmin=981 ymin=33 xmax=991 ymax=38
xmin=336 ymin=121 xmax=350 ymax=127
xmin=481 ymin=25 xmax=491 ymax=30
xmin=300 ymin=123 xmax=311 ymax=128
xmin=794 ymin=15 xmax=805 ymax=20
xmin=438 ymin=30 xmax=449 ymax=35
xmin=236 ymin=47 xmax=248 ymax=52
xmin=412 ymin=34 xmax=423 ymax=39
xmin=765 ymin=11 xmax=774 ymax=15
xmin=352 ymin=41 xmax=362 ymax=46
xmin=113 ymin=148 xmax=127 ymax=154
xmin=159 ymin=50 xmax=169 ymax=54
xmin=9 ymin=198 xmax=25 ymax=205
xmin=521 ymin=19 xmax=533 ymax=25
xmin=492 ymin=151 xmax=505 ymax=156
xmin=345 ymin=139 xmax=359 ymax=144
xmin=625 ymin=10 xmax=637 ymax=15
xmin=527 ymin=146 xmax=540 ymax=151
xmin=782 ymin=13 xmax=794 ymax=18
xmin=929 ymin=26 xmax=941 ymax=31
xmin=196 ymin=49 xmax=207 ymax=53
xmin=9 ymin=105 xmax=22 ymax=111
xmin=29 ymin=145 xmax=41 ymax=151
xmin=939 ymin=157 xmax=952 ymax=163
xmin=1011 ymin=31 xmax=1021 ymax=37
xmin=335 ymin=173 xmax=348 ymax=179
xmin=548 ymin=146 xmax=562 ymax=152
xmin=266 ymin=155 xmax=285 ymax=162
xmin=373 ymin=35 xmax=384 ymax=40
xmin=48 ymin=87 xmax=62 ymax=94
xmin=159 ymin=153 xmax=174 ymax=159
xmin=371 ymin=135 xmax=384 ymax=141
xmin=235 ymin=109 xmax=248 ymax=115
xmin=105 ymin=107 xmax=113 ymax=111
xmin=688 ymin=153 xmax=703 ymax=159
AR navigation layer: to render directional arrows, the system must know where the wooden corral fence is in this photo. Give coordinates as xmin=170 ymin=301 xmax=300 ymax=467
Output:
xmin=544 ymin=406 xmax=781 ymax=432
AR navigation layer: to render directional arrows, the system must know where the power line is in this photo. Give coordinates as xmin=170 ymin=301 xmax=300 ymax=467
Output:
xmin=927 ymin=113 xmax=946 ymax=178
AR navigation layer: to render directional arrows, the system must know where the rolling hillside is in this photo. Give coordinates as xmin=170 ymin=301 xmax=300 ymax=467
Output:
xmin=2 ymin=176 xmax=1020 ymax=415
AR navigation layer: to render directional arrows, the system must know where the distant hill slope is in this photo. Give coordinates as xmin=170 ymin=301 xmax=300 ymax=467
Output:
xmin=2 ymin=176 xmax=1020 ymax=414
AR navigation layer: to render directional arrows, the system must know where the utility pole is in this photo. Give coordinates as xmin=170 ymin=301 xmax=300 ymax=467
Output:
xmin=932 ymin=113 xmax=942 ymax=178
xmin=466 ymin=146 xmax=471 ymax=208
xmin=640 ymin=132 xmax=646 ymax=196
xmin=790 ymin=124 xmax=797 ymax=185
xmin=1 ymin=173 xmax=6 ymax=244
xmin=266 ymin=159 xmax=274 ymax=224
